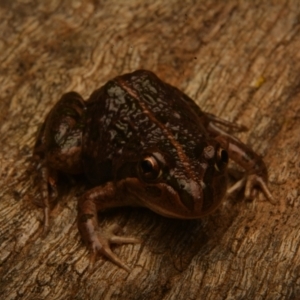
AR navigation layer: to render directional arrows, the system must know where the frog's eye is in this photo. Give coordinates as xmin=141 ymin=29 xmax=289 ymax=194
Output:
xmin=214 ymin=148 xmax=228 ymax=172
xmin=139 ymin=155 xmax=162 ymax=180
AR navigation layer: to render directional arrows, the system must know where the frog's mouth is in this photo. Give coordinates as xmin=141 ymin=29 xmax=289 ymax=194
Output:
xmin=123 ymin=177 xmax=207 ymax=219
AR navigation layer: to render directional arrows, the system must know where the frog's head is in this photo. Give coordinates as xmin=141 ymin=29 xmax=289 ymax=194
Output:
xmin=122 ymin=139 xmax=228 ymax=219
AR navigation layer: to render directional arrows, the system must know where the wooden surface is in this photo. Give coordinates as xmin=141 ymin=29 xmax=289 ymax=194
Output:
xmin=0 ymin=1 xmax=299 ymax=299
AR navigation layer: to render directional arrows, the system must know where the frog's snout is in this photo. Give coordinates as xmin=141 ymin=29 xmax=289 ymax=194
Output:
xmin=177 ymin=179 xmax=203 ymax=213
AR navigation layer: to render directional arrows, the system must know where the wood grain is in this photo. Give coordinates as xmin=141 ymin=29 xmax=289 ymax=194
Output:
xmin=1 ymin=1 xmax=299 ymax=299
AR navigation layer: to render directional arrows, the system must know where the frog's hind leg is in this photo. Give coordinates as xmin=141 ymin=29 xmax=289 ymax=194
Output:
xmin=33 ymin=92 xmax=86 ymax=233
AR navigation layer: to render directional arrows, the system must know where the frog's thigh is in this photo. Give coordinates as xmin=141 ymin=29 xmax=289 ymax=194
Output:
xmin=45 ymin=92 xmax=86 ymax=173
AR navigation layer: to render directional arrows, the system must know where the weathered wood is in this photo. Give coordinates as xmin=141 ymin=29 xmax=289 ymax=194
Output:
xmin=0 ymin=1 xmax=299 ymax=299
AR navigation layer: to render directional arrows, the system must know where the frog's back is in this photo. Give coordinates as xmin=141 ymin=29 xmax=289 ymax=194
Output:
xmin=83 ymin=70 xmax=208 ymax=185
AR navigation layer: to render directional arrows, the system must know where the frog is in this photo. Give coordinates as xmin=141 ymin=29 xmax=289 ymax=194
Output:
xmin=33 ymin=69 xmax=274 ymax=272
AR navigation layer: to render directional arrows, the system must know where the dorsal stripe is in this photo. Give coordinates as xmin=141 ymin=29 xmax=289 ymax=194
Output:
xmin=116 ymin=78 xmax=198 ymax=182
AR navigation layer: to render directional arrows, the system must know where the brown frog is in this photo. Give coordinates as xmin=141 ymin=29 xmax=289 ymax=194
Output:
xmin=33 ymin=70 xmax=274 ymax=272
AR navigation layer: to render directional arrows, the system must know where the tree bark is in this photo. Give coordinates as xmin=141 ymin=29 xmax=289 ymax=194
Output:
xmin=1 ymin=1 xmax=299 ymax=299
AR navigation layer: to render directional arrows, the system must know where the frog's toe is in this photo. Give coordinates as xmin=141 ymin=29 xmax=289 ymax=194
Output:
xmin=90 ymin=241 xmax=132 ymax=273
xmin=245 ymin=174 xmax=276 ymax=204
xmin=227 ymin=174 xmax=275 ymax=205
xmin=226 ymin=177 xmax=246 ymax=196
xmin=89 ymin=225 xmax=141 ymax=272
xmin=105 ymin=224 xmax=142 ymax=244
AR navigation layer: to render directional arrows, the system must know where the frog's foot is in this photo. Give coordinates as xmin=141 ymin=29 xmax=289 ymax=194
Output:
xmin=89 ymin=224 xmax=141 ymax=273
xmin=227 ymin=174 xmax=276 ymax=205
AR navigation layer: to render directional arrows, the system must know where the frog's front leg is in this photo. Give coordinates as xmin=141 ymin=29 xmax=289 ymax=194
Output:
xmin=78 ymin=181 xmax=141 ymax=272
xmin=207 ymin=121 xmax=275 ymax=203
